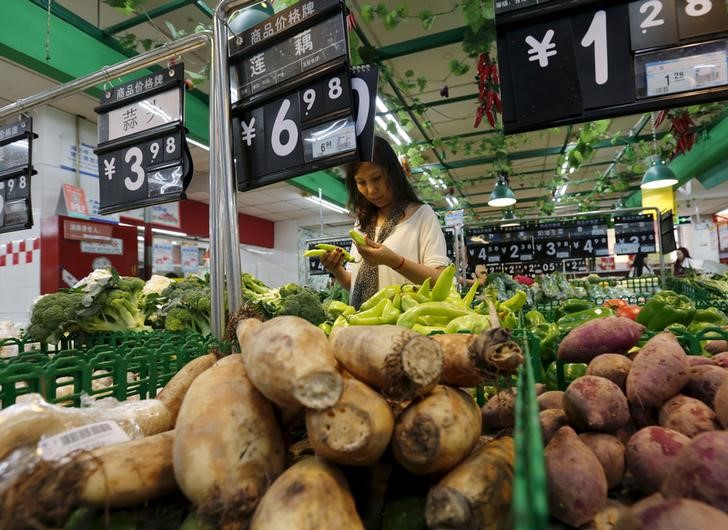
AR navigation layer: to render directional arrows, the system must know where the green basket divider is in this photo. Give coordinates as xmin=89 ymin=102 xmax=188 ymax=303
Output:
xmin=43 ymin=356 xmax=91 ymax=407
xmin=7 ymin=352 xmax=50 ymax=366
xmin=512 ymin=330 xmax=548 ymax=530
xmin=153 ymin=347 xmax=183 ymax=390
xmin=0 ymin=362 xmax=44 ymax=407
xmin=124 ymin=347 xmax=157 ymax=400
xmin=88 ymin=351 xmax=129 ymax=402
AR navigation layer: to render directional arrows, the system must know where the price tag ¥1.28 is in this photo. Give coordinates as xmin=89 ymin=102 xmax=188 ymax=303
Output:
xmin=645 ymin=50 xmax=728 ymax=97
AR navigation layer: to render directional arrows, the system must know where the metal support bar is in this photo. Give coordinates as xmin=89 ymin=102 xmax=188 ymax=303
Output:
xmin=195 ymin=0 xmax=215 ymax=17
xmin=376 ymin=93 xmax=478 ymax=117
xmin=372 ymin=26 xmax=467 ymax=61
xmin=105 ymin=0 xmax=198 ymax=34
xmin=213 ymin=1 xmax=260 ymax=321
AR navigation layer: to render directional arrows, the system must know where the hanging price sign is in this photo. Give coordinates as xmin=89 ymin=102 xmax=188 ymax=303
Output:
xmin=94 ymin=64 xmax=192 ymax=215
xmin=0 ymin=117 xmax=35 ymax=234
xmin=614 ymin=214 xmax=657 ymax=254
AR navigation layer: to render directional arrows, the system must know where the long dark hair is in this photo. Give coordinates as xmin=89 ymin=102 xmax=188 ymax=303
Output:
xmin=631 ymin=253 xmax=647 ymax=277
xmin=345 ymin=136 xmax=422 ymax=230
xmin=674 ymin=247 xmax=692 ymax=276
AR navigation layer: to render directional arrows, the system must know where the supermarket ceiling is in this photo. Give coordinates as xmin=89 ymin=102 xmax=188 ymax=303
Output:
xmin=3 ymin=0 xmax=728 ymax=224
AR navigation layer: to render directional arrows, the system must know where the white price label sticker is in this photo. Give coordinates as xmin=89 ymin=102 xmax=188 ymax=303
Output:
xmin=646 ymin=50 xmax=728 ymax=97
xmin=38 ymin=421 xmax=131 ymax=461
xmin=310 ymin=123 xmax=356 ymax=160
xmin=614 ymin=242 xmax=640 ymax=255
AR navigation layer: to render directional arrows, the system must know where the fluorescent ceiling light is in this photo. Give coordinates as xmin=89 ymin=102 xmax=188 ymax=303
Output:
xmin=375 ymin=116 xmax=388 ymax=129
xmin=304 ymin=195 xmax=350 ymax=214
xmin=152 ymin=228 xmax=188 ymax=237
xmin=137 ymin=236 xmax=145 ymax=242
xmin=187 ymin=138 xmax=210 ymax=151
xmin=375 ymin=96 xmax=388 ymax=113
xmin=717 ymin=208 xmax=728 ymax=217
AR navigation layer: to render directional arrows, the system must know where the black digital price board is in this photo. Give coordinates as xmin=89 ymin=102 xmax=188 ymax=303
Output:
xmin=496 ymin=0 xmax=728 ymax=133
xmin=94 ymin=64 xmax=192 ymax=215
xmin=0 ymin=118 xmax=35 ymax=234
xmin=564 ymin=258 xmax=588 ymax=273
xmin=534 ymin=239 xmax=571 ymax=261
xmin=307 ymin=237 xmax=352 ymax=275
xmin=614 ymin=214 xmax=658 ymax=254
xmin=229 ymin=0 xmax=378 ymax=192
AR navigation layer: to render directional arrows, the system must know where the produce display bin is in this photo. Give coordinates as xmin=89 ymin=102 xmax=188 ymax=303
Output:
xmin=666 ymin=276 xmax=728 ymax=312
xmin=0 ymin=331 xmax=216 ymax=407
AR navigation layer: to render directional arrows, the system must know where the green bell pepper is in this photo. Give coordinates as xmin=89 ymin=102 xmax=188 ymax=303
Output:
xmin=500 ymin=290 xmax=527 ymax=313
xmin=636 ymin=290 xmax=696 ymax=331
xmin=557 ymin=306 xmax=613 ymax=334
xmin=326 ymin=300 xmax=355 ymax=319
xmin=555 ymin=298 xmax=595 ymax=320
xmin=526 ymin=310 xmax=547 ymax=327
xmin=545 ymin=361 xmax=587 ymax=391
xmin=692 ymin=307 xmax=728 ymax=325
xmin=532 ymin=322 xmax=559 ymax=364
xmin=499 ymin=307 xmax=519 ymax=330
xmin=318 ymin=321 xmax=333 ymax=335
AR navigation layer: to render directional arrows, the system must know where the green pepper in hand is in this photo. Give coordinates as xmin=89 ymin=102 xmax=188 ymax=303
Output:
xmin=637 ymin=290 xmax=696 ymax=331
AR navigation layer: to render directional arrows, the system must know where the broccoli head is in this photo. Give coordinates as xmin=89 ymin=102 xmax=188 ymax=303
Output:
xmin=76 ymin=269 xmax=149 ymax=334
xmin=27 ymin=291 xmax=84 ymax=344
xmin=154 ymin=276 xmax=212 ymax=335
xmin=279 ymin=283 xmax=303 ymax=298
xmin=276 ymin=288 xmax=327 ymax=325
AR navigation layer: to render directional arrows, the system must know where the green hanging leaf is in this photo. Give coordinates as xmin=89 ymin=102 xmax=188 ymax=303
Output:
xmin=462 ymin=0 xmax=484 ymax=32
xmin=395 ymin=4 xmax=409 ymax=17
xmin=416 ymin=76 xmax=428 ymax=92
xmin=419 ymin=9 xmax=435 ymax=29
xmin=404 ymin=69 xmax=415 ymax=78
xmin=361 ymin=5 xmax=376 ymax=21
xmin=387 ymin=121 xmax=398 ymax=136
xmin=375 ymin=3 xmax=388 ymax=16
xmin=384 ymin=10 xmax=400 ymax=30
xmin=448 ymin=59 xmax=470 ymax=76
xmin=117 ymin=33 xmax=138 ymax=50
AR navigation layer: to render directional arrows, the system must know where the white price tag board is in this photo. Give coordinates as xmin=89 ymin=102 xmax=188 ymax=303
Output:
xmin=100 ymin=89 xmax=181 ymax=143
xmin=444 ymin=209 xmax=464 ymax=227
xmin=646 ymin=51 xmax=728 ymax=97
xmin=614 ymin=242 xmax=640 ymax=255
xmin=307 ymin=121 xmax=356 ymax=160
xmin=38 ymin=421 xmax=130 ymax=461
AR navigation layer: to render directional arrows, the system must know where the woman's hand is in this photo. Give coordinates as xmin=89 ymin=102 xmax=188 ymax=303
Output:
xmin=355 ymin=236 xmax=402 ymax=269
xmin=319 ymin=248 xmax=346 ymax=273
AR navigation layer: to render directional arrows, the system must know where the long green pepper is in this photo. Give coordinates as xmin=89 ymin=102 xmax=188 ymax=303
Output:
xmin=430 ymin=264 xmax=456 ymax=302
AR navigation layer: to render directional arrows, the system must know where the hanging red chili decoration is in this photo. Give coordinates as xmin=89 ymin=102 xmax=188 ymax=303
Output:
xmin=346 ymin=12 xmax=357 ymax=31
xmin=474 ymin=53 xmax=502 ymax=129
xmin=666 ymin=110 xmax=696 ymax=158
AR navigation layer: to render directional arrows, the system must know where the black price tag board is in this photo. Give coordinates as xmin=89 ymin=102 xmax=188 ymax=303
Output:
xmin=629 ymin=0 xmax=679 ymax=51
xmin=571 ymin=235 xmax=609 ymax=258
xmin=467 ymin=244 xmax=492 ymax=270
xmin=486 ymin=263 xmax=503 ymax=273
xmin=614 ymin=214 xmax=657 ymax=254
xmin=675 ymin=0 xmax=728 ymax=39
xmin=95 ymin=127 xmax=191 ymax=214
xmin=307 ymin=238 xmax=352 ymax=275
xmin=496 ymin=240 xmax=534 ymax=262
xmin=572 ymin=4 xmax=636 ymax=109
xmin=503 ymin=261 xmax=541 ymax=275
xmin=564 ymin=258 xmax=588 ymax=273
xmin=498 ymin=0 xmax=728 ymax=133
xmin=443 ymin=229 xmax=456 ymax=262
xmin=505 ymin=18 xmax=583 ymax=128
xmin=534 ymin=239 xmax=571 ymax=261
xmin=495 ymin=0 xmax=540 ymax=15
xmin=0 ymin=118 xmax=35 ymax=234
xmin=94 ymin=65 xmax=192 ymax=215
xmin=230 ymin=0 xmax=348 ymax=107
xmin=535 ymin=261 xmax=560 ymax=274
xmin=234 ymin=66 xmax=378 ymax=191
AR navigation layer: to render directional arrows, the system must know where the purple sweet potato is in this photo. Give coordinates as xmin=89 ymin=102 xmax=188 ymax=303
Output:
xmin=537 ymin=390 xmax=564 ymax=411
xmin=688 ymin=356 xmax=715 ymax=367
xmin=558 ymin=317 xmax=644 ymax=363
xmin=615 ymin=498 xmax=728 ymax=530
xmin=545 ymin=426 xmax=607 ymax=527
xmin=540 ymin=409 xmax=569 ymax=444
xmin=579 ymin=433 xmax=625 ymax=489
xmin=586 ymin=354 xmax=632 ymax=391
xmin=625 ymin=426 xmax=690 ymax=494
xmin=481 ymin=384 xmax=544 ymax=429
xmin=658 ymin=394 xmax=720 ymax=438
xmin=711 ymin=352 xmax=728 ymax=368
xmin=583 ymin=500 xmax=628 ymax=530
xmin=626 ymin=333 xmax=689 ymax=409
xmin=614 ymin=420 xmax=637 ymax=446
xmin=662 ymin=431 xmax=728 ymax=512
xmin=563 ymin=376 xmax=630 ymax=432
xmin=629 ymin=401 xmax=658 ymax=429
xmin=715 ymin=380 xmax=728 ymax=429
xmin=684 ymin=365 xmax=728 ymax=407
xmin=704 ymin=340 xmax=728 ymax=355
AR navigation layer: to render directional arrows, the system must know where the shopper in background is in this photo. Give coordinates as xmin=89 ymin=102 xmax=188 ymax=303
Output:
xmin=320 ymin=136 xmax=449 ymax=308
xmin=673 ymin=247 xmax=696 ymax=276
xmin=626 ymin=253 xmax=653 ymax=278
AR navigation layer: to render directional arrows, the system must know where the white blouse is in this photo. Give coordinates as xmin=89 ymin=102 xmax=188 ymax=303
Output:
xmin=347 ymin=204 xmax=449 ymax=295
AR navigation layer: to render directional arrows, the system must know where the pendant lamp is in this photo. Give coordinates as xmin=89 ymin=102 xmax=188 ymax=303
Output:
xmin=488 ymin=173 xmax=516 ymax=207
xmin=501 ymin=208 xmax=520 ymax=227
xmin=640 ymin=113 xmax=678 ymax=190
xmin=229 ymin=2 xmax=274 ymax=33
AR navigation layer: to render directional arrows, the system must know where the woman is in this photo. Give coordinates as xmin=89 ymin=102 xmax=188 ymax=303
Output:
xmin=320 ymin=137 xmax=449 ymax=308
xmin=674 ymin=247 xmax=695 ymax=276
xmin=626 ymin=253 xmax=653 ymax=278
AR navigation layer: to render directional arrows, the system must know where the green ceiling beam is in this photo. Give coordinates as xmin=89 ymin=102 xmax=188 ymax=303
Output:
xmin=288 ymin=171 xmax=349 ymax=208
xmin=625 ymin=113 xmax=728 ymax=207
xmin=372 ymin=26 xmax=467 ymax=61
xmin=466 ymin=187 xmax=640 ymax=209
xmin=411 ymin=129 xmax=497 ymax=147
xmin=105 ymin=0 xmax=198 ymax=34
xmin=194 ymin=0 xmax=214 ymax=17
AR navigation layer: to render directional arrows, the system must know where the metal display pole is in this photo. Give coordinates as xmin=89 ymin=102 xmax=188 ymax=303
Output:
xmin=0 ymin=33 xmax=232 ymax=335
xmin=213 ymin=0 xmax=258 ymax=320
